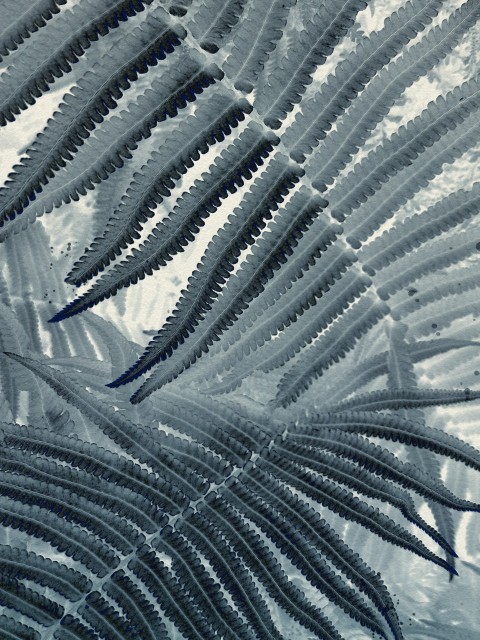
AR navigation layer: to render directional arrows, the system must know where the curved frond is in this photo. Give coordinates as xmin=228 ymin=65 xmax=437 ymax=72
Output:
xmin=0 ymin=1 xmax=479 ymax=637
xmin=63 ymin=120 xmax=276 ymax=291
xmin=204 ymin=219 xmax=347 ymax=374
xmin=305 ymin=411 xmax=480 ymax=472
xmin=207 ymin=268 xmax=370 ymax=395
xmin=0 ymin=11 xmax=183 ymax=226
xmin=111 ymin=156 xmax=304 ymax=393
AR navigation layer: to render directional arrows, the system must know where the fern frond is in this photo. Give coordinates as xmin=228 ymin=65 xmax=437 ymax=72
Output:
xmin=306 ymin=411 xmax=480 ymax=472
xmin=0 ymin=0 xmax=157 ymax=123
xmin=110 ymin=156 xmax=304 ymax=392
xmin=305 ymin=0 xmax=480 ymax=189
xmin=204 ymin=219 xmax=347 ymax=374
xmin=249 ymin=463 xmax=405 ymax=639
xmin=408 ymin=289 xmax=480 ymax=337
xmin=289 ymin=428 xmax=478 ymax=514
xmin=326 ymin=387 xmax=480 ymax=412
xmin=205 ymin=496 xmax=345 ymax=640
xmin=225 ymin=477 xmax=390 ymax=638
xmin=329 ymin=78 xmax=480 ymax=223
xmin=207 ymin=268 xmax=370 ymax=395
xmin=374 ymin=231 xmax=479 ymax=301
xmin=359 ymin=183 xmax=480 ymax=277
xmin=343 ymin=112 xmax=480 ymax=245
xmin=271 ymin=443 xmax=454 ymax=554
xmin=256 ymin=0 xmax=368 ymax=128
xmin=283 ymin=0 xmax=445 ymax=158
xmin=391 ymin=267 xmax=480 ymax=320
xmin=0 ymin=53 xmax=223 ymax=229
xmin=256 ymin=448 xmax=455 ymax=575
xmin=0 ymin=12 xmax=183 ymax=229
xmin=64 ymin=119 xmax=276 ymax=290
xmin=3 ymin=352 xmax=224 ymax=496
xmin=1 ymin=385 xmax=478 ymax=638
xmin=3 ymin=410 xmax=352 ymax=640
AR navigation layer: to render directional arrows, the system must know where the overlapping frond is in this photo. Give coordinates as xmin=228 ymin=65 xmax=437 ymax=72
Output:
xmin=1 ymin=52 xmax=224 ymax=233
xmin=0 ymin=350 xmax=479 ymax=639
xmin=360 ymin=183 xmax=480 ymax=273
xmin=255 ymin=0 xmax=368 ymax=128
xmin=0 ymin=0 xmax=479 ymax=637
xmin=304 ymin=0 xmax=480 ymax=190
xmin=329 ymin=77 xmax=480 ymax=223
xmin=110 ymin=155 xmax=305 ymax=393
xmin=205 ymin=266 xmax=370 ymax=395
xmin=66 ymin=97 xmax=259 ymax=286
